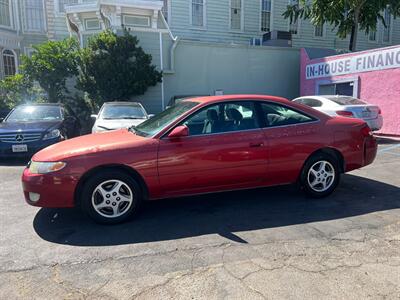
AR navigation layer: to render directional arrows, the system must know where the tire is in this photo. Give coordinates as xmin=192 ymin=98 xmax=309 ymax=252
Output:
xmin=80 ymin=170 xmax=143 ymax=224
xmin=300 ymin=153 xmax=340 ymax=198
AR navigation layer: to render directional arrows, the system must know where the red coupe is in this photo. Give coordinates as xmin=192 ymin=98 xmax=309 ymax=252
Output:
xmin=22 ymin=95 xmax=377 ymax=224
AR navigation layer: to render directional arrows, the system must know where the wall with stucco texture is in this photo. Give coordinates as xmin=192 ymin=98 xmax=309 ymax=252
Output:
xmin=164 ymin=41 xmax=301 ymax=104
xmin=300 ymin=47 xmax=400 ymax=136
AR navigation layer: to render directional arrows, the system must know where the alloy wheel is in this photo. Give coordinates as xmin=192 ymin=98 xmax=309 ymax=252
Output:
xmin=307 ymin=160 xmax=336 ymax=192
xmin=91 ymin=179 xmax=134 ymax=218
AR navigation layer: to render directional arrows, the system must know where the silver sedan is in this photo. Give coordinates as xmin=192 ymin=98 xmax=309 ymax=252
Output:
xmin=293 ymin=95 xmax=383 ymax=131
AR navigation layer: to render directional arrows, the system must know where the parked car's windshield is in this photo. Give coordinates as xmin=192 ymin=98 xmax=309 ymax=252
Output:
xmin=327 ymin=96 xmax=366 ymax=106
xmin=6 ymin=106 xmax=62 ymax=122
xmin=101 ymin=105 xmax=146 ymax=120
xmin=133 ymin=101 xmax=198 ymax=137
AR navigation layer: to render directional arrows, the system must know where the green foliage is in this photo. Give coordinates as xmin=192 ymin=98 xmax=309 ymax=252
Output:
xmin=0 ymin=74 xmax=45 ymax=110
xmin=283 ymin=0 xmax=400 ymax=51
xmin=77 ymin=30 xmax=162 ymax=107
xmin=22 ymin=38 xmax=80 ymax=102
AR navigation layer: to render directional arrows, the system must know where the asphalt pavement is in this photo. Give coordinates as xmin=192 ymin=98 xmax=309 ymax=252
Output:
xmin=0 ymin=141 xmax=399 ymax=299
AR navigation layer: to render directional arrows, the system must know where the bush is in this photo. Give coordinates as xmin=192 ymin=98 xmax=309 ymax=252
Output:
xmin=77 ymin=30 xmax=162 ymax=107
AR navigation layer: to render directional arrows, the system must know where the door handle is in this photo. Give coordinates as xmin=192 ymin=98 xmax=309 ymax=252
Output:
xmin=249 ymin=142 xmax=264 ymax=148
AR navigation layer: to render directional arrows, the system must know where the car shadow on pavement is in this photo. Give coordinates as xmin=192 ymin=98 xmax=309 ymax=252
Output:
xmin=33 ymin=174 xmax=400 ymax=246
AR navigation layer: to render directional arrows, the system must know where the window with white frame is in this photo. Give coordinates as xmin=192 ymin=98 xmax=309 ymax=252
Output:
xmin=23 ymin=0 xmax=45 ymax=32
xmin=85 ymin=18 xmax=100 ymax=30
xmin=230 ymin=0 xmax=242 ymax=30
xmin=58 ymin=0 xmax=78 ymax=13
xmin=0 ymin=0 xmax=11 ymax=27
xmin=123 ymin=15 xmax=151 ymax=27
xmin=2 ymin=50 xmax=16 ymax=77
xmin=288 ymin=0 xmax=299 ymax=35
xmin=191 ymin=0 xmax=204 ymax=27
xmin=162 ymin=0 xmax=169 ymax=23
xmin=261 ymin=0 xmax=271 ymax=32
xmin=314 ymin=23 xmax=324 ymax=37
xmin=383 ymin=7 xmax=391 ymax=42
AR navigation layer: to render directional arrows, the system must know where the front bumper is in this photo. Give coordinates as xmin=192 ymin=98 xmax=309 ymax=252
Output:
xmin=0 ymin=138 xmax=62 ymax=158
xmin=22 ymin=168 xmax=79 ymax=208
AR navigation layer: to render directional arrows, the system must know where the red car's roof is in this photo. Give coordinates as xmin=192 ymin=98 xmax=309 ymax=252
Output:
xmin=183 ymin=94 xmax=289 ymax=105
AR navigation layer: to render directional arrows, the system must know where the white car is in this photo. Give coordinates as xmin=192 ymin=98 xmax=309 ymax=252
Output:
xmin=91 ymin=102 xmax=152 ymax=133
xmin=293 ymin=95 xmax=383 ymax=131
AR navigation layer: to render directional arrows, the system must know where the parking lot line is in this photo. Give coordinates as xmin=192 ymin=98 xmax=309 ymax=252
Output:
xmin=380 ymin=151 xmax=400 ymax=156
xmin=378 ymin=144 xmax=400 ymax=153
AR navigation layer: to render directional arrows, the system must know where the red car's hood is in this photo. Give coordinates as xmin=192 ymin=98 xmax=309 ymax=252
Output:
xmin=33 ymin=129 xmax=147 ymax=162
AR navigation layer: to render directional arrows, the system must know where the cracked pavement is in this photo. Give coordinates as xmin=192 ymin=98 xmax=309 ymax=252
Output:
xmin=1 ymin=142 xmax=400 ymax=299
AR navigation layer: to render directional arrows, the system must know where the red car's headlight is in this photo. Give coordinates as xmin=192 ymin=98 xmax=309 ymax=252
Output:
xmin=29 ymin=161 xmax=67 ymax=174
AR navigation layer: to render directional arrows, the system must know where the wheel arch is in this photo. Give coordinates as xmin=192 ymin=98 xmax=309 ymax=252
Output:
xmin=74 ymin=164 xmax=149 ymax=206
xmin=304 ymin=147 xmax=345 ymax=174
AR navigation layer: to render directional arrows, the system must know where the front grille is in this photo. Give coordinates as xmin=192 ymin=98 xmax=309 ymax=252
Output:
xmin=0 ymin=133 xmax=42 ymax=143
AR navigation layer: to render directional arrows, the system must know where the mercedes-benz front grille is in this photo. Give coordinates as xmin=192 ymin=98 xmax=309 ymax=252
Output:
xmin=0 ymin=133 xmax=42 ymax=143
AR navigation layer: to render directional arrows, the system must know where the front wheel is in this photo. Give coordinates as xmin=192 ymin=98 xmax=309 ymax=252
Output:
xmin=81 ymin=171 xmax=143 ymax=224
xmin=300 ymin=154 xmax=340 ymax=198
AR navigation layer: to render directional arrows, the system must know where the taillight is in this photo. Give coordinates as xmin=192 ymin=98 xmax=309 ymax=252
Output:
xmin=361 ymin=126 xmax=373 ymax=137
xmin=336 ymin=110 xmax=354 ymax=117
xmin=378 ymin=108 xmax=382 ymax=115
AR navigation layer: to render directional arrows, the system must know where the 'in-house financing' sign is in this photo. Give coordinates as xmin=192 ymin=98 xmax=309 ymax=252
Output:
xmin=306 ymin=46 xmax=400 ymax=80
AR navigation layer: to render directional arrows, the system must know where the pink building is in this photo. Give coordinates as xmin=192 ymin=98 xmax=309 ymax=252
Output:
xmin=300 ymin=45 xmax=400 ymax=136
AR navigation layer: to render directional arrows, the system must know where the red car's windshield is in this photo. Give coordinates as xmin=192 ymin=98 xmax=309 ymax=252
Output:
xmin=133 ymin=101 xmax=198 ymax=137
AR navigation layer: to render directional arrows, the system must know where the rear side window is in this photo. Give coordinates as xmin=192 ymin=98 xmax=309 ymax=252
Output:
xmin=260 ymin=103 xmax=316 ymax=127
xmin=326 ymin=96 xmax=366 ymax=105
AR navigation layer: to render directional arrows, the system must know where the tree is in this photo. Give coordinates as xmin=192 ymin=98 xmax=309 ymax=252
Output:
xmin=283 ymin=0 xmax=400 ymax=52
xmin=77 ymin=30 xmax=162 ymax=106
xmin=0 ymin=74 xmax=45 ymax=110
xmin=22 ymin=38 xmax=80 ymax=102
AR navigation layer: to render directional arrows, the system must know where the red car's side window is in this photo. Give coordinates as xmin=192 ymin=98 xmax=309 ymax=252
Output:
xmin=260 ymin=103 xmax=316 ymax=128
xmin=182 ymin=102 xmax=259 ymax=136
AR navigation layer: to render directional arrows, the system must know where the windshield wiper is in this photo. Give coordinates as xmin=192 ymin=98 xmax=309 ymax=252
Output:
xmin=121 ymin=117 xmax=145 ymax=120
xmin=129 ymin=126 xmax=147 ymax=137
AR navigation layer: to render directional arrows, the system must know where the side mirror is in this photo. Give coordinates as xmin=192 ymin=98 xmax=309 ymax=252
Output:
xmin=0 ymin=118 xmax=3 ymax=123
xmin=91 ymin=114 xmax=98 ymax=119
xmin=167 ymin=125 xmax=189 ymax=139
xmin=148 ymin=114 xmax=155 ymax=118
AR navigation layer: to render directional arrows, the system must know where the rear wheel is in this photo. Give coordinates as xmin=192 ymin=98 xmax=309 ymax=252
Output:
xmin=81 ymin=170 xmax=143 ymax=224
xmin=300 ymin=154 xmax=340 ymax=198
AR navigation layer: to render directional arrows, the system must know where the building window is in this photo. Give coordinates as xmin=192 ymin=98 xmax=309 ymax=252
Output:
xmin=58 ymin=0 xmax=78 ymax=13
xmin=0 ymin=0 xmax=11 ymax=27
xmin=288 ymin=0 xmax=299 ymax=35
xmin=162 ymin=0 xmax=169 ymax=22
xmin=383 ymin=7 xmax=391 ymax=43
xmin=191 ymin=0 xmax=204 ymax=27
xmin=123 ymin=15 xmax=151 ymax=27
xmin=3 ymin=50 xmax=16 ymax=77
xmin=23 ymin=0 xmax=45 ymax=32
xmin=85 ymin=18 xmax=100 ymax=30
xmin=314 ymin=23 xmax=324 ymax=37
xmin=368 ymin=30 xmax=377 ymax=42
xmin=261 ymin=0 xmax=271 ymax=32
xmin=230 ymin=0 xmax=242 ymax=30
